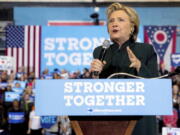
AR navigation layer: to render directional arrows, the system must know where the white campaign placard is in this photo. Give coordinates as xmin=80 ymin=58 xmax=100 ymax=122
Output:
xmin=0 ymin=56 xmax=14 ymax=70
xmin=162 ymin=127 xmax=180 ymax=135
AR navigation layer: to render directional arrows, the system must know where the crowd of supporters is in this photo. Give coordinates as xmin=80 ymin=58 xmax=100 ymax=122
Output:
xmin=0 ymin=66 xmax=180 ymax=135
xmin=0 ymin=67 xmax=91 ymax=135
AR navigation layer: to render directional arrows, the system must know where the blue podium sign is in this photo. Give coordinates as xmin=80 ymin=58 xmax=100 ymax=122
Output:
xmin=35 ymin=79 xmax=172 ymax=116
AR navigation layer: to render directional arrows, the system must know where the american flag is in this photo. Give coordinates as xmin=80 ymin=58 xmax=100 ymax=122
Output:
xmin=5 ymin=25 xmax=41 ymax=78
xmin=144 ymin=26 xmax=176 ymax=71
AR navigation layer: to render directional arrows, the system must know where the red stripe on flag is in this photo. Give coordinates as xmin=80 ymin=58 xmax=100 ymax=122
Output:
xmin=6 ymin=25 xmax=41 ymax=78
xmin=22 ymin=48 xmax=24 ymax=70
xmin=11 ymin=48 xmax=13 ymax=58
xmin=27 ymin=26 xmax=30 ymax=74
xmin=172 ymin=31 xmax=176 ymax=53
xmin=16 ymin=48 xmax=19 ymax=72
xmin=48 ymin=21 xmax=106 ymax=26
xmin=144 ymin=27 xmax=149 ymax=44
xmin=171 ymin=29 xmax=177 ymax=71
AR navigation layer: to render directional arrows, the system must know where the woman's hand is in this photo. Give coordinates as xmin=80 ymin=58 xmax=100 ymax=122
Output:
xmin=127 ymin=46 xmax=141 ymax=72
xmin=27 ymin=129 xmax=31 ymax=134
xmin=90 ymin=59 xmax=106 ymax=78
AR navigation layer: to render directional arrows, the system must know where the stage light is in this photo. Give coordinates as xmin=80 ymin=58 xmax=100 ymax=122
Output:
xmin=90 ymin=12 xmax=99 ymax=25
xmin=90 ymin=6 xmax=100 ymax=25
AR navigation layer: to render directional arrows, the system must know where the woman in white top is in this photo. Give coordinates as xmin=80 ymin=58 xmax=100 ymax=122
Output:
xmin=27 ymin=105 xmax=42 ymax=135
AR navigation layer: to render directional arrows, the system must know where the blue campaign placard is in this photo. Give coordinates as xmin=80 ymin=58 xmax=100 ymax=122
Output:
xmin=5 ymin=92 xmax=20 ymax=102
xmin=8 ymin=112 xmax=25 ymax=124
xmin=0 ymin=82 xmax=8 ymax=88
xmin=171 ymin=53 xmax=180 ymax=67
xmin=41 ymin=26 xmax=109 ymax=73
xmin=12 ymin=87 xmax=23 ymax=94
xmin=13 ymin=80 xmax=27 ymax=89
xmin=35 ymin=79 xmax=172 ymax=116
xmin=41 ymin=116 xmax=57 ymax=128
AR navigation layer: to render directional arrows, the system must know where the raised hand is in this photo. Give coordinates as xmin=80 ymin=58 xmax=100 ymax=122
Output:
xmin=126 ymin=46 xmax=141 ymax=72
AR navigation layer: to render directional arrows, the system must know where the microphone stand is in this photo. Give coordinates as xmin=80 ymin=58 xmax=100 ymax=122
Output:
xmin=107 ymin=66 xmax=180 ymax=79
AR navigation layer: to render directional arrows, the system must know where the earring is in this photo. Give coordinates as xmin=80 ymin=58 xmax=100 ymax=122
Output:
xmin=131 ymin=27 xmax=134 ymax=34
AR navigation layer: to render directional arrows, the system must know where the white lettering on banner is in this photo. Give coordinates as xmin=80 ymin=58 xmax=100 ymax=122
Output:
xmin=44 ymin=37 xmax=105 ymax=51
xmin=9 ymin=114 xmax=24 ymax=120
xmin=69 ymin=53 xmax=81 ymax=65
xmin=64 ymin=95 xmax=145 ymax=106
xmin=43 ymin=37 xmax=105 ymax=67
xmin=56 ymin=38 xmax=66 ymax=50
xmin=68 ymin=38 xmax=79 ymax=50
xmin=64 ymin=81 xmax=145 ymax=107
xmin=44 ymin=52 xmax=92 ymax=66
xmin=44 ymin=38 xmax=56 ymax=50
xmin=79 ymin=38 xmax=92 ymax=50
xmin=44 ymin=53 xmax=55 ymax=65
xmin=41 ymin=117 xmax=56 ymax=123
xmin=56 ymin=53 xmax=68 ymax=65
xmin=82 ymin=53 xmax=92 ymax=65
xmin=64 ymin=81 xmax=144 ymax=93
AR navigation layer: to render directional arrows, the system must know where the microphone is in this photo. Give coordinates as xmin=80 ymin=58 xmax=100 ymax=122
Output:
xmin=98 ymin=40 xmax=111 ymax=61
xmin=93 ymin=40 xmax=111 ymax=77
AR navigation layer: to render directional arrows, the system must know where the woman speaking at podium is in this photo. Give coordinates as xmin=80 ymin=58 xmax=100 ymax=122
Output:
xmin=90 ymin=2 xmax=159 ymax=135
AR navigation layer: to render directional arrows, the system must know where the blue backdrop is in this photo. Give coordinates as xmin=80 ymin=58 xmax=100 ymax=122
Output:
xmin=14 ymin=7 xmax=180 ymax=52
xmin=41 ymin=26 xmax=109 ymax=72
xmin=41 ymin=26 xmax=143 ymax=72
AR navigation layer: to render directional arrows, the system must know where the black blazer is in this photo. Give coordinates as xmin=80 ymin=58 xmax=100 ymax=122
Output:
xmin=92 ymin=40 xmax=159 ymax=135
xmin=93 ymin=40 xmax=159 ymax=78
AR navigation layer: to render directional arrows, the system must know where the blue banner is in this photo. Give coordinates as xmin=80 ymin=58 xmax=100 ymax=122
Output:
xmin=171 ymin=53 xmax=180 ymax=67
xmin=41 ymin=26 xmax=109 ymax=73
xmin=8 ymin=112 xmax=25 ymax=124
xmin=35 ymin=79 xmax=172 ymax=116
xmin=0 ymin=82 xmax=8 ymax=88
xmin=41 ymin=116 xmax=57 ymax=128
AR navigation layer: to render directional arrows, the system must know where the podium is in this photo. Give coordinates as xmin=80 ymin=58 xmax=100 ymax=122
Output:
xmin=71 ymin=117 xmax=137 ymax=135
xmin=35 ymin=79 xmax=172 ymax=135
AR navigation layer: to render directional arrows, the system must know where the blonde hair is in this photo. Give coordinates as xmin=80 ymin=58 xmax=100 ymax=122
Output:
xmin=106 ymin=3 xmax=139 ymax=41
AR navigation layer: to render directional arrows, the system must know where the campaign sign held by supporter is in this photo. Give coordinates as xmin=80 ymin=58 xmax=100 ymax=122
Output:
xmin=5 ymin=92 xmax=20 ymax=102
xmin=8 ymin=112 xmax=25 ymax=124
xmin=171 ymin=53 xmax=180 ymax=67
xmin=0 ymin=82 xmax=8 ymax=88
xmin=13 ymin=80 xmax=27 ymax=89
xmin=41 ymin=116 xmax=57 ymax=128
xmin=162 ymin=127 xmax=180 ymax=135
xmin=12 ymin=87 xmax=23 ymax=94
xmin=0 ymin=56 xmax=14 ymax=70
